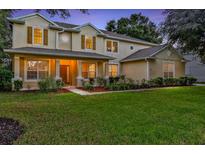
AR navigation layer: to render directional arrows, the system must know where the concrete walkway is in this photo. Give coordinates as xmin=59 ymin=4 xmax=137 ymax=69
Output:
xmin=194 ymin=84 xmax=205 ymax=86
xmin=64 ymin=86 xmax=178 ymax=96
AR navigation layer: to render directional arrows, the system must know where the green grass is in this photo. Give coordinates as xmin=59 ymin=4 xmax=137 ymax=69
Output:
xmin=0 ymin=87 xmax=205 ymax=144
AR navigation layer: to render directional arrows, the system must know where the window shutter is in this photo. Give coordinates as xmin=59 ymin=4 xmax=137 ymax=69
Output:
xmin=81 ymin=35 xmax=85 ymax=49
xmin=43 ymin=29 xmax=48 ymax=45
xmin=27 ymin=26 xmax=32 ymax=44
xmin=93 ymin=36 xmax=96 ymax=50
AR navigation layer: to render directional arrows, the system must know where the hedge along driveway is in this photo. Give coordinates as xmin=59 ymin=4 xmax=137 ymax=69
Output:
xmin=0 ymin=86 xmax=205 ymax=144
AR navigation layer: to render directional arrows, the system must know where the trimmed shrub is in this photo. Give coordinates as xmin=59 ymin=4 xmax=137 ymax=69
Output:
xmin=164 ymin=78 xmax=175 ymax=86
xmin=187 ymin=77 xmax=197 ymax=85
xmin=140 ymin=79 xmax=150 ymax=88
xmin=89 ymin=78 xmax=95 ymax=85
xmin=152 ymin=77 xmax=164 ymax=87
xmin=38 ymin=77 xmax=57 ymax=92
xmin=56 ymin=79 xmax=64 ymax=89
xmin=0 ymin=67 xmax=13 ymax=91
xmin=96 ymin=77 xmax=106 ymax=87
xmin=13 ymin=79 xmax=23 ymax=91
xmin=83 ymin=82 xmax=94 ymax=91
xmin=109 ymin=76 xmax=120 ymax=84
xmin=126 ymin=78 xmax=139 ymax=89
xmin=178 ymin=77 xmax=188 ymax=86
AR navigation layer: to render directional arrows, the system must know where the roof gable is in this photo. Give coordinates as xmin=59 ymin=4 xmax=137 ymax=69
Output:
xmin=10 ymin=13 xmax=59 ymax=27
xmin=73 ymin=23 xmax=105 ymax=35
xmin=120 ymin=45 xmax=167 ymax=62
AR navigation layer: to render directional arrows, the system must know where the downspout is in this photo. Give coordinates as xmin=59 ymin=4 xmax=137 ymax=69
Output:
xmin=145 ymin=58 xmax=150 ymax=80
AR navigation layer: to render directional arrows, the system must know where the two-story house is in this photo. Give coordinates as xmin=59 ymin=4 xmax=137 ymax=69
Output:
xmin=4 ymin=13 xmax=186 ymax=89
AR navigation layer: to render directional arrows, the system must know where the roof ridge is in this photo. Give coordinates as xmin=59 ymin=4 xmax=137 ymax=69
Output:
xmin=120 ymin=44 xmax=167 ymax=62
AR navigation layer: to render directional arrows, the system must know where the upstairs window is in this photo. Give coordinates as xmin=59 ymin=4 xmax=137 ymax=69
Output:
xmin=85 ymin=36 xmax=93 ymax=49
xmin=106 ymin=40 xmax=118 ymax=53
xmin=81 ymin=35 xmax=96 ymax=50
xmin=34 ymin=28 xmax=43 ymax=45
xmin=27 ymin=26 xmax=48 ymax=45
xmin=109 ymin=64 xmax=118 ymax=77
xmin=163 ymin=61 xmax=175 ymax=78
xmin=82 ymin=63 xmax=96 ymax=79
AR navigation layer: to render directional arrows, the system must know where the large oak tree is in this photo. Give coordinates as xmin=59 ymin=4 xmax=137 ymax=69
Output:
xmin=106 ymin=13 xmax=162 ymax=44
xmin=161 ymin=10 xmax=205 ymax=62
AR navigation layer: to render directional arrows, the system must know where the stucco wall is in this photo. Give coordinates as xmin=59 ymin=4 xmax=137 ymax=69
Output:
xmin=12 ymin=15 xmax=153 ymax=63
xmin=13 ymin=16 xmax=57 ymax=49
xmin=121 ymin=60 xmax=147 ymax=82
xmin=149 ymin=49 xmax=185 ymax=79
xmin=58 ymin=32 xmax=72 ymax=50
xmin=121 ymin=49 xmax=185 ymax=81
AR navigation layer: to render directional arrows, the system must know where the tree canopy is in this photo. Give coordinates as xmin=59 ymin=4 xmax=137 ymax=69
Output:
xmin=105 ymin=13 xmax=162 ymax=44
xmin=161 ymin=10 xmax=205 ymax=62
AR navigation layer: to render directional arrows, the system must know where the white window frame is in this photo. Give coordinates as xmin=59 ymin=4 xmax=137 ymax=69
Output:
xmin=24 ymin=58 xmax=50 ymax=82
xmin=108 ymin=63 xmax=119 ymax=77
xmin=81 ymin=62 xmax=97 ymax=79
xmin=162 ymin=61 xmax=175 ymax=78
xmin=105 ymin=39 xmax=119 ymax=54
xmin=32 ymin=26 xmax=44 ymax=47
xmin=84 ymin=35 xmax=94 ymax=51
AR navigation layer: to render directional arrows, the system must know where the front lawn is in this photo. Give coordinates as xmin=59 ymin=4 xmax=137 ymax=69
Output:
xmin=0 ymin=87 xmax=205 ymax=144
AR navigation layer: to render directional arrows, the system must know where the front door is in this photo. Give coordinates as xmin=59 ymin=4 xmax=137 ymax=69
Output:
xmin=60 ymin=65 xmax=71 ymax=84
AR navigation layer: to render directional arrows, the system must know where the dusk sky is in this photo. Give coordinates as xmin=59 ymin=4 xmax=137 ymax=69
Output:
xmin=13 ymin=9 xmax=165 ymax=30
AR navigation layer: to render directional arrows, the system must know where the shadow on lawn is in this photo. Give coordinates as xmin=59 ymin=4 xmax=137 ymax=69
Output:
xmin=0 ymin=117 xmax=24 ymax=145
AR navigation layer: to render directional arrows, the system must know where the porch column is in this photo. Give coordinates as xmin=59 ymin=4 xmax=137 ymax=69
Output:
xmin=55 ymin=59 xmax=61 ymax=80
xmin=13 ymin=56 xmax=21 ymax=80
xmin=77 ymin=60 xmax=83 ymax=87
xmin=103 ymin=61 xmax=109 ymax=85
xmin=12 ymin=56 xmax=22 ymax=90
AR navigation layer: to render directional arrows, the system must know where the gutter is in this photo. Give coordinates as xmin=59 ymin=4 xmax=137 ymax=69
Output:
xmin=120 ymin=57 xmax=155 ymax=63
xmin=104 ymin=35 xmax=158 ymax=46
xmin=7 ymin=18 xmax=25 ymax=24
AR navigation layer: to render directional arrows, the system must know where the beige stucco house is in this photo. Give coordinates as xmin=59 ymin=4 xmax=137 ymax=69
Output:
xmin=4 ymin=13 xmax=186 ymax=89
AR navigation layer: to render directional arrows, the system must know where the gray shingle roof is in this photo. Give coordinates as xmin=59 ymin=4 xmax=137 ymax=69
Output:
xmin=100 ymin=30 xmax=155 ymax=45
xmin=54 ymin=22 xmax=157 ymax=46
xmin=121 ymin=44 xmax=168 ymax=62
xmin=54 ymin=22 xmax=78 ymax=29
xmin=4 ymin=47 xmax=115 ymax=60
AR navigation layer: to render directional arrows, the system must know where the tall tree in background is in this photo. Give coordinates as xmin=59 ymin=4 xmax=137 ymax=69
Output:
xmin=105 ymin=13 xmax=162 ymax=44
xmin=0 ymin=9 xmax=88 ymax=66
xmin=161 ymin=10 xmax=205 ymax=62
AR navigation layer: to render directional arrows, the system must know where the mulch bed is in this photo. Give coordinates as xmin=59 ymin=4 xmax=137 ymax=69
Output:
xmin=57 ymin=88 xmax=71 ymax=93
xmin=0 ymin=117 xmax=24 ymax=145
xmin=78 ymin=87 xmax=109 ymax=93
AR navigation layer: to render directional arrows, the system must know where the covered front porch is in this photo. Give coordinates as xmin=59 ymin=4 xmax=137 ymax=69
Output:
xmin=5 ymin=47 xmax=114 ymax=90
xmin=12 ymin=56 xmax=110 ymax=89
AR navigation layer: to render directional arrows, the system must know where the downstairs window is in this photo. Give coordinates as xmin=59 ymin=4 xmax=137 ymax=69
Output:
xmin=163 ymin=61 xmax=175 ymax=78
xmin=27 ymin=60 xmax=49 ymax=80
xmin=109 ymin=64 xmax=118 ymax=77
xmin=82 ymin=63 xmax=96 ymax=79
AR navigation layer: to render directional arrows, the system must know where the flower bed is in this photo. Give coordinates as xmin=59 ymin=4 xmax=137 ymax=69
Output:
xmin=81 ymin=76 xmax=197 ymax=92
xmin=78 ymin=86 xmax=109 ymax=93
